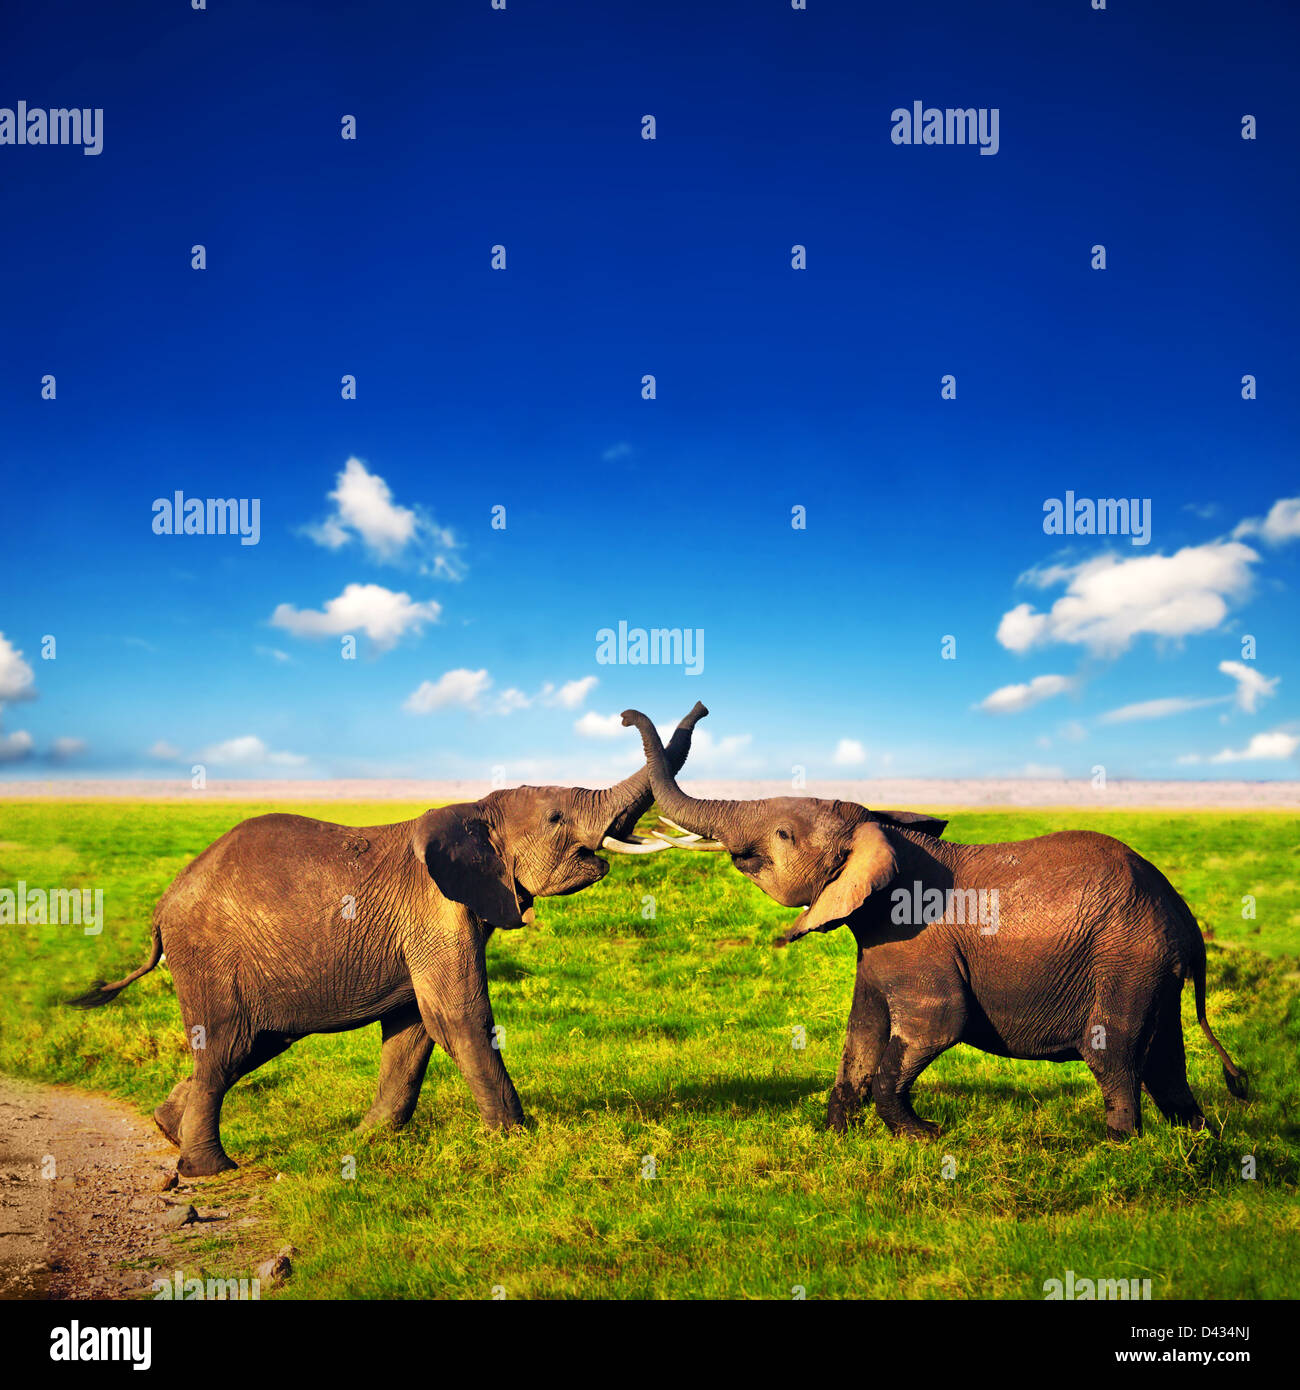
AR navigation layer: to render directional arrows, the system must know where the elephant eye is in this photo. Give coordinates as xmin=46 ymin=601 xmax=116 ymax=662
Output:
xmin=548 ymin=811 xmax=563 ymax=825
xmin=776 ymin=829 xmax=791 ymax=841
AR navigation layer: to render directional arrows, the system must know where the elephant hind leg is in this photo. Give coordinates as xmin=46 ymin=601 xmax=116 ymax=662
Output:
xmin=871 ymin=1034 xmax=950 ymax=1140
xmin=177 ymin=1030 xmax=296 ymax=1177
xmin=154 ymin=1079 xmax=191 ymax=1147
xmin=359 ymin=1004 xmax=433 ymax=1132
xmin=1082 ymin=1027 xmax=1144 ymax=1140
xmin=1141 ymin=984 xmax=1205 ymax=1130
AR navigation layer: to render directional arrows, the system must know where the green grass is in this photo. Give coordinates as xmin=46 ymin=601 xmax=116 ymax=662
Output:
xmin=2 ymin=801 xmax=1297 ymax=1299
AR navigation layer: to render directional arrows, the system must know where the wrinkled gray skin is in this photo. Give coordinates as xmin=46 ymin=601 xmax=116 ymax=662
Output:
xmin=68 ymin=703 xmax=708 ymax=1176
xmin=624 ymin=708 xmax=1247 ymax=1142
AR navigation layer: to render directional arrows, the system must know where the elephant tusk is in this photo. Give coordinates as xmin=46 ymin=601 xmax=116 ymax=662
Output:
xmin=647 ymin=832 xmax=728 ymax=852
xmin=656 ymin=816 xmax=703 ymax=842
xmin=602 ymin=835 xmax=673 ymax=854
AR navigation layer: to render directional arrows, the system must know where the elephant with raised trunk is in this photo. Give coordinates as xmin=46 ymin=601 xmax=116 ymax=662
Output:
xmin=68 ymin=702 xmax=708 ymax=1176
xmin=623 ymin=707 xmax=1246 ymax=1142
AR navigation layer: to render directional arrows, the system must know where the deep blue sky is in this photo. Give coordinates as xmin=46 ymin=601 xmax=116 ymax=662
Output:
xmin=1 ymin=0 xmax=1297 ymax=783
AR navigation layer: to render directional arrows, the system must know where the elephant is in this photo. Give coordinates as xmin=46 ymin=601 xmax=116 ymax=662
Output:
xmin=67 ymin=702 xmax=708 ymax=1176
xmin=622 ymin=707 xmax=1247 ymax=1142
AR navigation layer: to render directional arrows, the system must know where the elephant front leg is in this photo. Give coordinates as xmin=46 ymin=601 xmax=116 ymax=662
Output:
xmin=359 ymin=1003 xmax=434 ymax=1132
xmin=411 ymin=962 xmax=526 ymax=1132
xmin=871 ymin=1035 xmax=949 ymax=1140
xmin=827 ymin=966 xmax=890 ymax=1133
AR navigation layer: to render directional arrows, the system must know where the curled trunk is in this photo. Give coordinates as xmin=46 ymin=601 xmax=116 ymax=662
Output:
xmin=620 ymin=708 xmax=759 ymax=848
xmin=590 ymin=701 xmax=709 ymax=844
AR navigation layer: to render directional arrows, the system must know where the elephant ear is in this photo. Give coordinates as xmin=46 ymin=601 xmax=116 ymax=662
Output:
xmin=871 ymin=808 xmax=948 ymax=838
xmin=413 ymin=805 xmax=530 ymax=930
xmin=787 ymin=821 xmax=897 ymax=941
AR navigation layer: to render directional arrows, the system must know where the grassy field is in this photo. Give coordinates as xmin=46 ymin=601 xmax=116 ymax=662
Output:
xmin=2 ymin=800 xmax=1297 ymax=1299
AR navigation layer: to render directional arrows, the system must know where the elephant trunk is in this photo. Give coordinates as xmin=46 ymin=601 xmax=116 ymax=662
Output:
xmin=587 ymin=701 xmax=709 ymax=844
xmin=620 ymin=708 xmax=758 ymax=848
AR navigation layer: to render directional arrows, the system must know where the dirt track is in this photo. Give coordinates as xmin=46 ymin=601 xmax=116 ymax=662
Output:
xmin=0 ymin=1077 xmax=270 ymax=1301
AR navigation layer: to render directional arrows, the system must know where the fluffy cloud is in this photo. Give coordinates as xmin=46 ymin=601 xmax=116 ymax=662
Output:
xmin=147 ymin=740 xmax=181 ymax=760
xmin=50 ymin=737 xmax=87 ymax=761
xmin=1100 ymin=696 xmax=1222 ymax=724
xmin=574 ymin=711 xmax=625 ymax=740
xmin=303 ymin=457 xmax=463 ymax=577
xmin=271 ymin=583 xmax=441 ymax=651
xmin=197 ymin=735 xmax=307 ymax=767
xmin=0 ymin=728 xmax=33 ymax=763
xmin=997 ymin=542 xmax=1257 ymax=656
xmin=832 ymin=738 xmax=867 ymax=766
xmin=404 ymin=669 xmax=492 ymax=714
xmin=977 ymin=674 xmax=1073 ymax=714
xmin=1218 ymin=660 xmax=1279 ymax=714
xmin=541 ymin=676 xmax=598 ymax=709
xmin=0 ymin=633 xmax=36 ymax=703
xmin=1233 ymin=497 xmax=1300 ymax=547
xmin=1207 ymin=730 xmax=1299 ymax=764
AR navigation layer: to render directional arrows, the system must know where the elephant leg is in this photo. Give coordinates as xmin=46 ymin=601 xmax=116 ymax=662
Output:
xmin=1141 ymin=984 xmax=1204 ymax=1130
xmin=178 ymin=1030 xmax=296 ymax=1177
xmin=359 ymin=1003 xmax=434 ymax=1131
xmin=411 ymin=954 xmax=526 ymax=1132
xmin=827 ymin=965 xmax=890 ymax=1133
xmin=153 ymin=1078 xmax=191 ymax=1147
xmin=1082 ymin=1028 xmax=1143 ymax=1140
xmin=871 ymin=1034 xmax=949 ymax=1140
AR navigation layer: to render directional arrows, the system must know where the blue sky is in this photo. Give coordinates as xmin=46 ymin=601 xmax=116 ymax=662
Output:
xmin=1 ymin=0 xmax=1297 ymax=784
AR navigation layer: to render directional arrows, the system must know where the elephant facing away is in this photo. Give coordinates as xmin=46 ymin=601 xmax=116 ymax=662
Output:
xmin=68 ymin=702 xmax=708 ymax=1176
xmin=623 ymin=708 xmax=1247 ymax=1143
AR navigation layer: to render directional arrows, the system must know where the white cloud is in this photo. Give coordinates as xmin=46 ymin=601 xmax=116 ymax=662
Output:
xmin=574 ymin=711 xmax=625 ymax=740
xmin=255 ymin=646 xmax=292 ymax=664
xmin=1233 ymin=497 xmax=1300 ymax=547
xmin=998 ymin=542 xmax=1257 ymax=656
xmin=977 ymin=674 xmax=1073 ymax=714
xmin=1100 ymin=696 xmax=1224 ymax=724
xmin=831 ymin=738 xmax=867 ymax=766
xmin=1059 ymin=720 xmax=1087 ymax=743
xmin=0 ymin=728 xmax=34 ymax=763
xmin=1218 ymin=660 xmax=1279 ymax=714
xmin=303 ymin=457 xmax=463 ymax=577
xmin=0 ymin=633 xmax=36 ymax=703
xmin=50 ymin=737 xmax=87 ymax=761
xmin=1207 ymin=730 xmax=1300 ymax=764
xmin=494 ymin=688 xmax=532 ymax=714
xmin=404 ymin=669 xmax=492 ymax=714
xmin=305 ymin=457 xmax=416 ymax=558
xmin=197 ymin=735 xmax=307 ymax=767
xmin=147 ymin=740 xmax=181 ymax=760
xmin=271 ymin=583 xmax=441 ymax=651
xmin=541 ymin=676 xmax=598 ymax=709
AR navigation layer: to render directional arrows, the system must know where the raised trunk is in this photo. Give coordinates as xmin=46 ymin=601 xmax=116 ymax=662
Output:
xmin=587 ymin=701 xmax=709 ymax=844
xmin=620 ymin=708 xmax=759 ymax=847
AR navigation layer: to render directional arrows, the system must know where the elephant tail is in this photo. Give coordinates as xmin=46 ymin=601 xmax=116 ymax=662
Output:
xmin=66 ymin=911 xmax=164 ymax=1009
xmin=1190 ymin=935 xmax=1248 ymax=1100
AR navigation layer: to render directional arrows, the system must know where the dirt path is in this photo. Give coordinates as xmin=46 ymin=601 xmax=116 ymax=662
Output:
xmin=0 ymin=1077 xmax=274 ymax=1301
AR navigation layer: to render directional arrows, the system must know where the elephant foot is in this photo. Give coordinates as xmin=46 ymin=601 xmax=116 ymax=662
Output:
xmin=355 ymin=1110 xmax=410 ymax=1134
xmin=1105 ymin=1124 xmax=1138 ymax=1143
xmin=887 ymin=1117 xmax=941 ymax=1141
xmin=153 ymin=1104 xmax=183 ymax=1148
xmin=178 ymin=1149 xmax=238 ymax=1178
xmin=825 ymin=1087 xmax=867 ymax=1134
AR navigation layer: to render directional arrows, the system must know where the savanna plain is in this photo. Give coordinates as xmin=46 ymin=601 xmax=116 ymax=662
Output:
xmin=1 ymin=800 xmax=1296 ymax=1299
